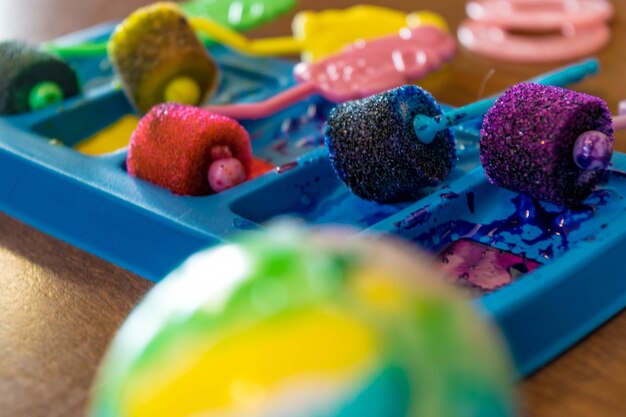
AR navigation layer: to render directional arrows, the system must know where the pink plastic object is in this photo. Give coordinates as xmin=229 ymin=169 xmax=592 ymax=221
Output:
xmin=208 ymin=157 xmax=246 ymax=192
xmin=619 ymin=100 xmax=626 ymax=116
xmin=458 ymin=20 xmax=610 ymax=63
xmin=204 ymin=26 xmax=455 ymax=119
xmin=458 ymin=0 xmax=613 ymax=63
xmin=466 ymin=0 xmax=613 ymax=30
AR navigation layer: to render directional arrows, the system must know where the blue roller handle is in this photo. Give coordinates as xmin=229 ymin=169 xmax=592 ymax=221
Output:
xmin=412 ymin=58 xmax=600 ymax=144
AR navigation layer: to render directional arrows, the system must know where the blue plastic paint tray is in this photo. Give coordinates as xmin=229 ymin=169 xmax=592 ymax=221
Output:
xmin=1 ymin=24 xmax=625 ymax=378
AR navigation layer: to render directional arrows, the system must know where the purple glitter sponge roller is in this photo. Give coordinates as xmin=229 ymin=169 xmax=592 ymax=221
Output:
xmin=324 ymin=85 xmax=456 ymax=202
xmin=480 ymin=83 xmax=614 ymax=207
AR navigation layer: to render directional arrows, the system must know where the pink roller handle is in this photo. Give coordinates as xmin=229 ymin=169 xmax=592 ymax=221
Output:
xmin=203 ymin=82 xmax=317 ymax=120
xmin=572 ymin=114 xmax=626 ymax=171
xmin=204 ymin=26 xmax=455 ymax=120
xmin=295 ymin=26 xmax=456 ymax=103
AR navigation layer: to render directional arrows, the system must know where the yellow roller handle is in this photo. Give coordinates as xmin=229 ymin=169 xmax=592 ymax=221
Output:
xmin=188 ymin=17 xmax=304 ymax=56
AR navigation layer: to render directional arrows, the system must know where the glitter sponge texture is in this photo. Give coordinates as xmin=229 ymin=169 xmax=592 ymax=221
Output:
xmin=89 ymin=225 xmax=517 ymax=417
xmin=325 ymin=85 xmax=456 ymax=202
xmin=480 ymin=83 xmax=614 ymax=206
xmin=108 ymin=2 xmax=218 ymax=114
xmin=0 ymin=41 xmax=79 ymax=114
xmin=127 ymin=103 xmax=252 ymax=196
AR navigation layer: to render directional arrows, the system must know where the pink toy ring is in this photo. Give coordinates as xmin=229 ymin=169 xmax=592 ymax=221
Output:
xmin=466 ymin=0 xmax=613 ymax=31
xmin=458 ymin=19 xmax=610 ymax=63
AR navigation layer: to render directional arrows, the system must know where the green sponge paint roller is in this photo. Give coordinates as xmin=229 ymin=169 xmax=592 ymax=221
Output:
xmin=108 ymin=2 xmax=219 ymax=114
xmin=0 ymin=40 xmax=80 ymax=115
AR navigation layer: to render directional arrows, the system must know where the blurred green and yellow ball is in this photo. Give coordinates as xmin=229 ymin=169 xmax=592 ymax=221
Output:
xmin=90 ymin=226 xmax=517 ymax=417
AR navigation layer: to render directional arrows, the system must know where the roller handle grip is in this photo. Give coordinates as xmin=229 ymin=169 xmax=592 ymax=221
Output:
xmin=412 ymin=58 xmax=600 ymax=144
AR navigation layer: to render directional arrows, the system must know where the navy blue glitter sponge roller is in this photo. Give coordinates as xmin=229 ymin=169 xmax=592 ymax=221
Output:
xmin=324 ymin=85 xmax=456 ymax=203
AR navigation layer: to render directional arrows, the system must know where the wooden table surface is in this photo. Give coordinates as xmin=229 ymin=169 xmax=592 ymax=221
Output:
xmin=0 ymin=1 xmax=625 ymax=416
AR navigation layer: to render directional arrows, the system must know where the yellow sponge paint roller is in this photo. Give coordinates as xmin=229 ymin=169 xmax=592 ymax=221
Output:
xmin=108 ymin=2 xmax=219 ymax=114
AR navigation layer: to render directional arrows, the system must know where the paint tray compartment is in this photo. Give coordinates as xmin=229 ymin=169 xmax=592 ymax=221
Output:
xmin=366 ymin=160 xmax=626 ymax=374
xmin=1 ymin=23 xmax=625 ymax=378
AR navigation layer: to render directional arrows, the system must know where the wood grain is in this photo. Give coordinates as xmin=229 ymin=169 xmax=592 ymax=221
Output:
xmin=0 ymin=1 xmax=625 ymax=416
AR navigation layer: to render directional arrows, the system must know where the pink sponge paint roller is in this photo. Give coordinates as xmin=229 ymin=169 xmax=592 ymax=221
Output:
xmin=203 ymin=25 xmax=456 ymax=120
xmin=325 ymin=59 xmax=603 ymax=204
xmin=127 ymin=103 xmax=255 ymax=196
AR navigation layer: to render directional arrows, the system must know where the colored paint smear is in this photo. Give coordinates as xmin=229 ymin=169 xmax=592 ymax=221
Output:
xmin=398 ymin=187 xmax=624 ymax=295
xmin=74 ymin=115 xmax=139 ymax=155
xmin=248 ymin=99 xmax=334 ymax=166
xmin=275 ymin=161 xmax=299 ymax=174
xmin=438 ymin=239 xmax=540 ymax=296
xmin=249 ymin=157 xmax=274 ymax=179
xmin=410 ymin=191 xmax=613 ymax=262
